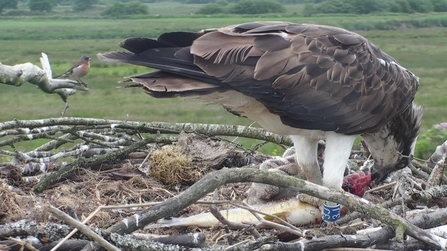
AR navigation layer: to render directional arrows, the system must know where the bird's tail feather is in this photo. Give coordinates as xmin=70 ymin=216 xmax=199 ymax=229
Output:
xmin=53 ymin=73 xmax=66 ymax=79
xmin=97 ymin=50 xmax=210 ymax=81
xmin=97 ymin=50 xmax=227 ymax=98
xmin=125 ymin=71 xmax=225 ymax=98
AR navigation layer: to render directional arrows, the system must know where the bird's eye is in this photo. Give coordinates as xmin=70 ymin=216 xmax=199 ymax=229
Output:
xmin=397 ymin=161 xmax=407 ymax=168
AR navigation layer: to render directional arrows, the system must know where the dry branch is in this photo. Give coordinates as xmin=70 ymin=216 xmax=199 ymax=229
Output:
xmin=33 ymin=136 xmax=155 ymax=192
xmin=132 ymin=232 xmax=207 ymax=247
xmin=426 ymin=140 xmax=447 ymax=186
xmin=0 ymin=220 xmax=73 ymax=240
xmin=102 ymin=168 xmax=446 ymax=250
xmin=0 ymin=118 xmax=289 ymax=170
xmin=0 ymin=118 xmax=289 ymax=191
xmin=0 ymin=53 xmax=87 ymax=103
xmin=0 ymin=118 xmax=292 ymax=146
xmin=45 ymin=204 xmax=120 ymax=251
xmin=2 ymin=118 xmax=447 ymax=250
xmin=259 ymin=208 xmax=447 ymax=251
xmin=411 ymin=185 xmax=447 ymax=202
xmin=110 ymin=233 xmax=213 ymax=251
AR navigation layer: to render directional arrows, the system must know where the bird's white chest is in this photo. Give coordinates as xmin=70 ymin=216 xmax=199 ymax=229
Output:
xmin=202 ymin=90 xmax=325 ymax=138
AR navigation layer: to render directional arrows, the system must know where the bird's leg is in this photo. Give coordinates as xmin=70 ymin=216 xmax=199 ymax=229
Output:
xmin=245 ymin=147 xmax=303 ymax=204
xmin=321 ymin=133 xmax=357 ymax=222
xmin=61 ymin=102 xmax=69 ymax=117
xmin=290 ymin=136 xmax=323 ymax=207
xmin=76 ymin=78 xmax=88 ymax=87
xmin=291 ymin=135 xmax=321 ymax=185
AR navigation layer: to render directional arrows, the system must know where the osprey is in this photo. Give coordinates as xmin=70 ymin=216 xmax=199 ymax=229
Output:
xmin=98 ymin=21 xmax=423 ymax=220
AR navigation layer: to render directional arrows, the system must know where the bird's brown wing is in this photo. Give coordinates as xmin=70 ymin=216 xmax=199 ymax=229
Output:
xmin=54 ymin=60 xmax=83 ymax=78
xmin=98 ymin=21 xmax=419 ymax=135
xmin=190 ymin=22 xmax=419 ymax=134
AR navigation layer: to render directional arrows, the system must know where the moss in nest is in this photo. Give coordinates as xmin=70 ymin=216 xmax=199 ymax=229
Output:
xmin=149 ymin=147 xmax=201 ymax=186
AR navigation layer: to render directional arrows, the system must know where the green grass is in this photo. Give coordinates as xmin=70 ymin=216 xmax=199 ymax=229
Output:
xmin=1 ymin=13 xmax=447 ymax=157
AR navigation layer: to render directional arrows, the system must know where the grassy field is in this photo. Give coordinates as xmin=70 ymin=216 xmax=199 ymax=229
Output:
xmin=1 ymin=9 xmax=447 ymax=156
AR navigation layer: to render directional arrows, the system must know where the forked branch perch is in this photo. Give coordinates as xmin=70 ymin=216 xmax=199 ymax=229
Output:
xmin=0 ymin=53 xmax=88 ymax=103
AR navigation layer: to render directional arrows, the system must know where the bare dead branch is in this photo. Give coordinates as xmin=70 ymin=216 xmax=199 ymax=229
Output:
xmin=45 ymin=204 xmax=120 ymax=251
xmin=427 ymin=141 xmax=447 ymax=187
xmin=6 ymin=237 xmax=39 ymax=251
xmin=0 ymin=118 xmax=292 ymax=146
xmin=0 ymin=53 xmax=88 ymax=103
xmin=110 ymin=233 xmax=216 ymax=251
xmin=209 ymin=205 xmax=252 ymax=230
xmin=101 ymin=168 xmax=446 ymax=249
xmin=257 ymin=208 xmax=447 ymax=251
xmin=411 ymin=185 xmax=447 ymax=202
xmin=409 ymin=160 xmax=431 ymax=180
xmin=132 ymin=232 xmax=207 ymax=247
xmin=3 ymin=118 xmax=447 ymax=250
xmin=239 ymin=201 xmax=304 ymax=237
xmin=33 ymin=136 xmax=155 ymax=192
xmin=0 ymin=220 xmax=73 ymax=240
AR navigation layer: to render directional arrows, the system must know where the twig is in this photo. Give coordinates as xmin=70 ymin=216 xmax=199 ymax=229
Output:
xmin=0 ymin=118 xmax=293 ymax=146
xmin=240 ymin=201 xmax=303 ymax=237
xmin=45 ymin=204 xmax=120 ymax=251
xmin=209 ymin=206 xmax=252 ymax=230
xmin=101 ymin=168 xmax=446 ymax=249
xmin=209 ymin=205 xmax=263 ymax=240
xmin=0 ymin=220 xmax=73 ymax=239
xmin=426 ymin=140 xmax=447 ymax=168
xmin=408 ymin=160 xmax=431 ymax=180
xmin=109 ymin=233 xmax=217 ymax=251
xmin=132 ymin=232 xmax=206 ymax=247
xmin=230 ymin=201 xmax=303 ymax=234
xmin=427 ymin=153 xmax=446 ymax=187
xmin=33 ymin=136 xmax=154 ymax=192
xmin=260 ymin=208 xmax=447 ymax=251
xmin=365 ymin=181 xmax=397 ymax=194
xmin=224 ymin=236 xmax=277 ymax=251
xmin=7 ymin=237 xmax=39 ymax=251
xmin=224 ymin=239 xmax=251 ymax=251
xmin=411 ymin=185 xmax=447 ymax=202
xmin=0 ymin=118 xmax=290 ymax=171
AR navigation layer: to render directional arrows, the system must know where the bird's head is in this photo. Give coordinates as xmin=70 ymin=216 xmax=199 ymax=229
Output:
xmin=363 ymin=104 xmax=423 ymax=185
xmin=81 ymin=55 xmax=91 ymax=62
xmin=370 ymin=156 xmax=409 ymax=185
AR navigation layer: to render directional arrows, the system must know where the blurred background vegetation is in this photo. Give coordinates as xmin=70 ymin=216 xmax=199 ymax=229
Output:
xmin=0 ymin=0 xmax=446 ymax=159
xmin=1 ymin=0 xmax=447 ymax=17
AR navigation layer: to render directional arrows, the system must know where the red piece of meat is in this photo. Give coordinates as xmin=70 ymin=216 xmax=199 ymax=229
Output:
xmin=342 ymin=171 xmax=371 ymax=197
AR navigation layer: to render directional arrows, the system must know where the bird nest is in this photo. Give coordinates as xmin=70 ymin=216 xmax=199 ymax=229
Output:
xmin=0 ymin=118 xmax=447 ymax=251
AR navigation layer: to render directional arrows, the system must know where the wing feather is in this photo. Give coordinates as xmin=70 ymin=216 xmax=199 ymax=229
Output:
xmin=98 ymin=21 xmax=419 ymax=135
xmin=254 ymin=48 xmax=300 ymax=80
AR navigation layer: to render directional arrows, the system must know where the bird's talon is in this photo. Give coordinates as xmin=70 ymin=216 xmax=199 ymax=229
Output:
xmin=297 ymin=193 xmax=321 ymax=208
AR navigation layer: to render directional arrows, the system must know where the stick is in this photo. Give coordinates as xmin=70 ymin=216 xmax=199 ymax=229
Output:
xmin=102 ymin=168 xmax=446 ymax=249
xmin=45 ymin=204 xmax=120 ymax=251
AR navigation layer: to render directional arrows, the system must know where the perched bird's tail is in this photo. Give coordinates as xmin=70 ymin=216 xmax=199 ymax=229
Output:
xmin=53 ymin=72 xmax=68 ymax=79
xmin=97 ymin=37 xmax=227 ymax=98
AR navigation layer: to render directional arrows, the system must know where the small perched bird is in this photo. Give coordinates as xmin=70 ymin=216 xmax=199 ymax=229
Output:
xmin=98 ymin=21 xmax=423 ymax=222
xmin=54 ymin=55 xmax=91 ymax=86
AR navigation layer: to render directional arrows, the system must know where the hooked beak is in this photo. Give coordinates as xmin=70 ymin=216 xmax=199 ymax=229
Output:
xmin=370 ymin=164 xmax=396 ymax=186
xmin=371 ymin=159 xmax=409 ymax=186
xmin=371 ymin=168 xmax=388 ymax=186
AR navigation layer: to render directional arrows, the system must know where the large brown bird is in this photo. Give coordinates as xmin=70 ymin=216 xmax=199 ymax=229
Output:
xmin=98 ymin=21 xmax=423 ymax=222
